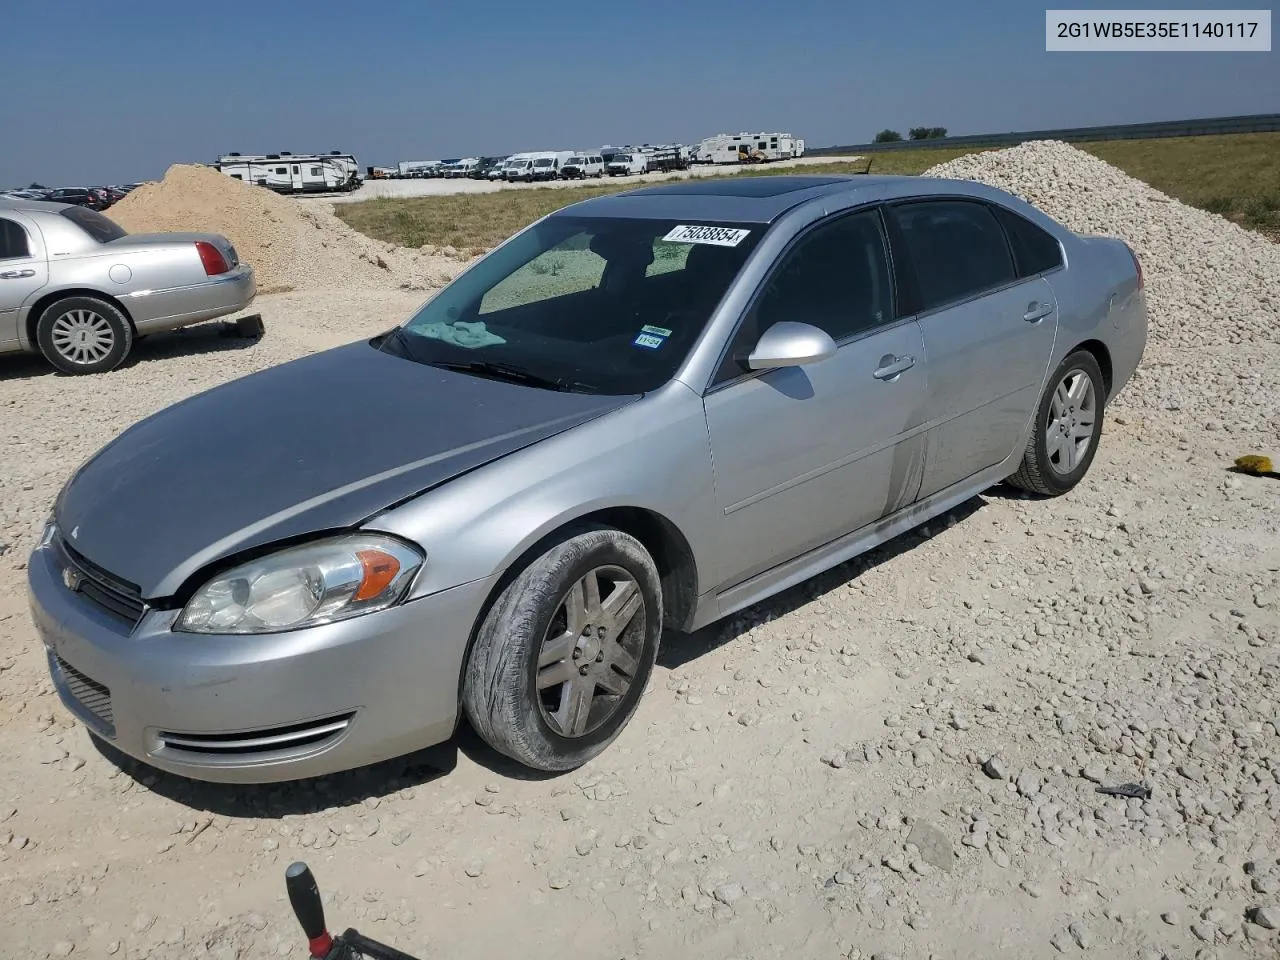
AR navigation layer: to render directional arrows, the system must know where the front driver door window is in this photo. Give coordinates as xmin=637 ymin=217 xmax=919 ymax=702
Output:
xmin=701 ymin=207 xmax=931 ymax=599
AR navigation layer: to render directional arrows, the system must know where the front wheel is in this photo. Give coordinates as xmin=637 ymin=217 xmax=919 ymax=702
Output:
xmin=36 ymin=296 xmax=133 ymax=375
xmin=1006 ymin=350 xmax=1105 ymax=496
xmin=461 ymin=524 xmax=662 ymax=772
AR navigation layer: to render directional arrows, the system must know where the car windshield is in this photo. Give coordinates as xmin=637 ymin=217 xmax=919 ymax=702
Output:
xmin=60 ymin=205 xmax=127 ymax=242
xmin=611 ymin=155 xmax=632 ymax=163
xmin=379 ymin=214 xmax=765 ymax=395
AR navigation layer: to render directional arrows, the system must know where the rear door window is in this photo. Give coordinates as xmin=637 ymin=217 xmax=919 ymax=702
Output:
xmin=0 ymin=217 xmax=31 ymax=259
xmin=887 ymin=199 xmax=1016 ymax=312
xmin=58 ymin=205 xmax=128 ymax=243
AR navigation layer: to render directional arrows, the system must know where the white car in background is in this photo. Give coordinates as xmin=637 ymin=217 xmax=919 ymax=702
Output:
xmin=0 ymin=198 xmax=257 ymax=374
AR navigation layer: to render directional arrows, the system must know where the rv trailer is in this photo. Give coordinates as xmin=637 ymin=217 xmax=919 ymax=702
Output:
xmin=217 ymin=151 xmax=362 ymax=193
xmin=692 ymin=133 xmax=804 ymax=164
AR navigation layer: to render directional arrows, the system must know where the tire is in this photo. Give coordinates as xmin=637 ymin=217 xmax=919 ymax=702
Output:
xmin=1007 ymin=349 xmax=1105 ymax=496
xmin=35 ymin=296 xmax=133 ymax=375
xmin=462 ymin=523 xmax=663 ymax=772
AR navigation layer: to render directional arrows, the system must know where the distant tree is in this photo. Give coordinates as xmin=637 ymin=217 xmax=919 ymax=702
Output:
xmin=929 ymin=126 xmax=948 ymax=139
xmin=874 ymin=129 xmax=903 ymax=143
xmin=909 ymin=127 xmax=948 ymax=140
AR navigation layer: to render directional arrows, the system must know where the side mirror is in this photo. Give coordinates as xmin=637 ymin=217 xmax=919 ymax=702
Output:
xmin=746 ymin=321 xmax=837 ymax=370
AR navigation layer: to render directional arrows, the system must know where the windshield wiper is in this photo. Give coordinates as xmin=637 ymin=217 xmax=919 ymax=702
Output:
xmin=426 ymin=359 xmax=594 ymax=393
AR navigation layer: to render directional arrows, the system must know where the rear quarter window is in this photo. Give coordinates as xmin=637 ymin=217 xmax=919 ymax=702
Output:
xmin=58 ymin=205 xmax=128 ymax=243
xmin=0 ymin=218 xmax=31 ymax=259
xmin=992 ymin=205 xmax=1065 ymax=276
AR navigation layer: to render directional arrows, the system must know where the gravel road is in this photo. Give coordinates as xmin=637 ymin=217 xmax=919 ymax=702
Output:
xmin=0 ymin=142 xmax=1277 ymax=960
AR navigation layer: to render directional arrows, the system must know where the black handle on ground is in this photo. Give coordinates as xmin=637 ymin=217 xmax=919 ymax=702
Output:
xmin=285 ymin=861 xmax=328 ymax=940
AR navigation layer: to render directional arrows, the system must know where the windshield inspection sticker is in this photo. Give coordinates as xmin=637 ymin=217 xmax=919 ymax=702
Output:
xmin=633 ymin=331 xmax=667 ymax=349
xmin=661 ymin=224 xmax=751 ymax=247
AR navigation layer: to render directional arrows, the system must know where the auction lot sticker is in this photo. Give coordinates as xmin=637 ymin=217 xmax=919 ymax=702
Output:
xmin=662 ymin=225 xmax=752 ymax=247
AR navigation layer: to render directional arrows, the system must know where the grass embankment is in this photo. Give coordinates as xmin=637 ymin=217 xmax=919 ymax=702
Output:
xmin=335 ymin=133 xmax=1280 ymax=250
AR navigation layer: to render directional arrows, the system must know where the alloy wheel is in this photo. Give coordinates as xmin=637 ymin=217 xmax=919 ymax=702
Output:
xmin=1045 ymin=368 xmax=1097 ymax=475
xmin=535 ymin=565 xmax=645 ymax=738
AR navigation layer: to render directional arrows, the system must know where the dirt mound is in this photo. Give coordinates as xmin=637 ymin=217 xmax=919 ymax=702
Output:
xmin=106 ymin=164 xmax=459 ymax=294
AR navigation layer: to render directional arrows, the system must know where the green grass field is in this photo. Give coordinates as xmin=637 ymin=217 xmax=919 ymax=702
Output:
xmin=335 ymin=133 xmax=1280 ymax=252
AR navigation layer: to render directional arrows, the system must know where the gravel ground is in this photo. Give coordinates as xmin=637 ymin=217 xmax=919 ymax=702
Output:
xmin=308 ymin=155 xmax=866 ymax=204
xmin=0 ymin=142 xmax=1278 ymax=960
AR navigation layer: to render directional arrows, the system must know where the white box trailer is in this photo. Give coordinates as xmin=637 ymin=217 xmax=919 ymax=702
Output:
xmin=693 ymin=133 xmax=803 ymax=164
xmin=217 ymin=151 xmax=362 ymax=192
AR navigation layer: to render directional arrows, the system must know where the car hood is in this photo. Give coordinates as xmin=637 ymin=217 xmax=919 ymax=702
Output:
xmin=54 ymin=340 xmax=638 ymax=599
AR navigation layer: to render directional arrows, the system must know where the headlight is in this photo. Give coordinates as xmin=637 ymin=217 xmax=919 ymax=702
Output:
xmin=174 ymin=534 xmax=424 ymax=635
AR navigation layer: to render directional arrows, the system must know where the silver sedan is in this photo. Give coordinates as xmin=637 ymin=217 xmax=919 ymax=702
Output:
xmin=0 ymin=197 xmax=256 ymax=374
xmin=28 ymin=174 xmax=1146 ymax=782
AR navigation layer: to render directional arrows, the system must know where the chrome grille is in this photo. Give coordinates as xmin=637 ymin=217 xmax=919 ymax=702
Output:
xmin=52 ymin=653 xmax=114 ymax=736
xmin=56 ymin=534 xmax=145 ymax=625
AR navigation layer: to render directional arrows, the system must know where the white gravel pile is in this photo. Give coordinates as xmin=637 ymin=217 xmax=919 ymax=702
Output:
xmin=926 ymin=140 xmax=1280 ymax=435
xmin=107 ymin=164 xmax=461 ymax=294
xmin=925 ymin=140 xmax=1279 ymax=350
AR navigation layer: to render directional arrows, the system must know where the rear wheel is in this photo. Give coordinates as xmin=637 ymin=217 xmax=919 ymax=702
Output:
xmin=36 ymin=296 xmax=133 ymax=375
xmin=1007 ymin=350 xmax=1105 ymax=496
xmin=462 ymin=524 xmax=662 ymax=772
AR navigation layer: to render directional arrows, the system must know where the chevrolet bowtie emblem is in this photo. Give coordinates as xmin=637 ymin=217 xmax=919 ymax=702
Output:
xmin=62 ymin=567 xmax=83 ymax=592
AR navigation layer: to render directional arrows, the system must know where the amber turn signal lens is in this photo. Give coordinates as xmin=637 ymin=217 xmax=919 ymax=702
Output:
xmin=353 ymin=549 xmax=402 ymax=601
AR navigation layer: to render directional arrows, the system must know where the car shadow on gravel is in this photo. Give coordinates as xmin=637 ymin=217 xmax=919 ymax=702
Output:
xmin=658 ymin=494 xmax=990 ymax=669
xmin=89 ymin=734 xmax=461 ymax=820
xmin=0 ymin=322 xmax=261 ymax=381
xmin=90 ymin=493 xmax=1000 ymax=816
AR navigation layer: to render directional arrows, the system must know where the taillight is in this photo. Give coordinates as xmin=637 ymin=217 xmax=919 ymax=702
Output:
xmin=1127 ymin=244 xmax=1144 ymax=289
xmin=195 ymin=241 xmax=230 ymax=276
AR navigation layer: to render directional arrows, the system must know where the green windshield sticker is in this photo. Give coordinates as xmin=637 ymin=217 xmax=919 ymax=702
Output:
xmin=641 ymin=325 xmax=672 ymax=337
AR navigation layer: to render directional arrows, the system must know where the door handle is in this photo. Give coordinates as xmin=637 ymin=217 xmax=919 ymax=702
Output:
xmin=1023 ymin=301 xmax=1053 ymax=322
xmin=0 ymin=269 xmax=37 ymax=279
xmin=873 ymin=354 xmax=915 ymax=380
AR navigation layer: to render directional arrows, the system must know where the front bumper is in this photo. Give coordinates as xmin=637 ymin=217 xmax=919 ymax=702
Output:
xmin=27 ymin=534 xmax=491 ymax=784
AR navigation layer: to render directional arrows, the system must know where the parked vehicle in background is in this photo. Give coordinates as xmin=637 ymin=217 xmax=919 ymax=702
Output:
xmin=24 ymin=173 xmax=1147 ymax=783
xmin=441 ymin=158 xmax=481 ymax=178
xmin=693 ymin=132 xmax=805 ymax=164
xmin=642 ymin=144 xmax=693 ymax=172
xmin=524 ymin=151 xmax=570 ymax=181
xmin=471 ymin=157 xmax=509 ymax=180
xmin=504 ymin=157 xmax=537 ymax=182
xmin=561 ymin=154 xmax=605 ymax=179
xmin=397 ymin=160 xmax=441 ymax=179
xmin=605 ymin=152 xmax=648 ymax=176
xmin=43 ymin=187 xmax=109 ymax=211
xmin=0 ymin=197 xmax=256 ymax=374
xmin=216 ymin=152 xmax=361 ymax=193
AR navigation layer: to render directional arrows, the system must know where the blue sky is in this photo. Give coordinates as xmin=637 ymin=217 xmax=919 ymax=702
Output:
xmin=3 ymin=0 xmax=1275 ymax=186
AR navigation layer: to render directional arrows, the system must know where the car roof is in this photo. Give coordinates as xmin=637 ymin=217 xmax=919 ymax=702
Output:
xmin=0 ymin=196 xmax=70 ymax=215
xmin=560 ymin=174 xmax=912 ymax=224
